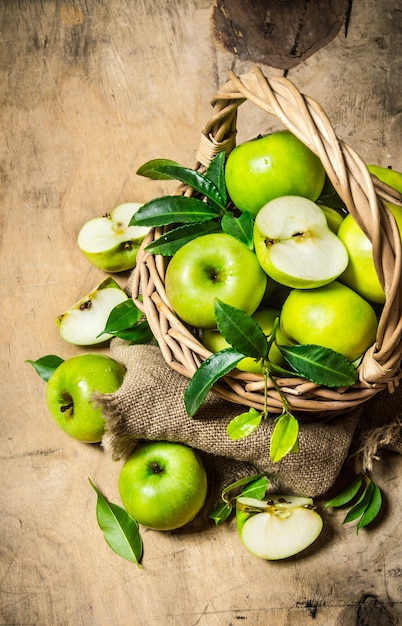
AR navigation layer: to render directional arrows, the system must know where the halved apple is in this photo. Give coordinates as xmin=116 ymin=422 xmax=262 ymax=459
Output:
xmin=236 ymin=495 xmax=323 ymax=560
xmin=56 ymin=277 xmax=128 ymax=345
xmin=77 ymin=202 xmax=150 ymax=272
xmin=253 ymin=196 xmax=349 ymax=288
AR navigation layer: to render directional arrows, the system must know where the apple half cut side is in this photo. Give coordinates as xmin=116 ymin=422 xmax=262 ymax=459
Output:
xmin=254 ymin=196 xmax=349 ymax=289
xmin=236 ymin=495 xmax=323 ymax=560
xmin=77 ymin=202 xmax=151 ymax=272
xmin=56 ymin=276 xmax=128 ymax=345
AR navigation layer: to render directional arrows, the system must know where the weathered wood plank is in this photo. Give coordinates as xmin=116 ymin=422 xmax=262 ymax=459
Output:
xmin=1 ymin=0 xmax=401 ymax=624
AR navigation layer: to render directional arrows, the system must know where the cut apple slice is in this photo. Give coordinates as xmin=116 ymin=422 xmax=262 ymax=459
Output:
xmin=78 ymin=202 xmax=150 ymax=272
xmin=254 ymin=196 xmax=349 ymax=288
xmin=236 ymin=495 xmax=323 ymax=560
xmin=56 ymin=277 xmax=128 ymax=345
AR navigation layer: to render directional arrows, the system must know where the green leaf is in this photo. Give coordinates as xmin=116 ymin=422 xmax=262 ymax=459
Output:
xmin=145 ymin=221 xmax=221 ymax=256
xmin=184 ymin=348 xmax=245 ymax=417
xmin=227 ymin=408 xmax=262 ymax=440
xmin=324 ymin=476 xmax=363 ymax=509
xmin=208 ymin=500 xmax=233 ymax=525
xmin=214 ymin=299 xmax=269 ymax=360
xmin=26 ymin=355 xmax=64 ymax=382
xmin=221 ymin=473 xmax=267 ymax=504
xmin=100 ymin=299 xmax=142 ymax=336
xmin=221 ymin=210 xmax=254 ymax=249
xmin=356 ymin=482 xmax=382 ymax=531
xmin=240 ymin=475 xmax=270 ymax=500
xmin=205 ymin=152 xmax=227 ymax=206
xmin=129 ymin=195 xmax=223 ymax=227
xmin=136 ymin=160 xmax=226 ymax=210
xmin=136 ymin=158 xmax=182 ymax=179
xmin=114 ymin=320 xmax=154 ymax=345
xmin=342 ymin=480 xmax=374 ymax=525
xmin=278 ymin=344 xmax=358 ymax=388
xmin=270 ymin=412 xmax=300 ymax=463
xmin=89 ymin=479 xmax=143 ymax=566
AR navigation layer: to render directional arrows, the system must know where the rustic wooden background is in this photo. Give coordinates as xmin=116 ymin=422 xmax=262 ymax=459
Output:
xmin=1 ymin=1 xmax=401 ymax=624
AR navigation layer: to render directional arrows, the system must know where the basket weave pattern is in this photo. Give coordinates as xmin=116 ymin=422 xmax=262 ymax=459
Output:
xmin=131 ymin=67 xmax=402 ymax=419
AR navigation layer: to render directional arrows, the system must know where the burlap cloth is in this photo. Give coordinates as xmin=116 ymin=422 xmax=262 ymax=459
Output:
xmin=97 ymin=340 xmax=402 ymax=514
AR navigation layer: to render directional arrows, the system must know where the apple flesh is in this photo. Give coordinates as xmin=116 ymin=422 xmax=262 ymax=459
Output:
xmin=77 ymin=202 xmax=150 ymax=272
xmin=118 ymin=441 xmax=208 ymax=531
xmin=280 ymin=281 xmax=378 ymax=362
xmin=165 ymin=233 xmax=267 ymax=328
xmin=225 ymin=130 xmax=326 ymax=217
xmin=254 ymin=196 xmax=349 ymax=288
xmin=45 ymin=353 xmax=126 ymax=442
xmin=202 ymin=308 xmax=285 ymax=373
xmin=56 ymin=277 xmax=128 ymax=345
xmin=236 ymin=495 xmax=323 ymax=560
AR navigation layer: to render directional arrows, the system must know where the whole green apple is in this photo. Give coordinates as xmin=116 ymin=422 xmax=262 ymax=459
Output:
xmin=337 ymin=165 xmax=402 ymax=304
xmin=202 ymin=308 xmax=285 ymax=373
xmin=253 ymin=196 xmax=349 ymax=288
xmin=78 ymin=202 xmax=150 ymax=272
xmin=46 ymin=353 xmax=126 ymax=442
xmin=165 ymin=232 xmax=267 ymax=328
xmin=280 ymin=281 xmax=378 ymax=362
xmin=225 ymin=130 xmax=326 ymax=217
xmin=236 ymin=495 xmax=323 ymax=560
xmin=118 ymin=441 xmax=208 ymax=531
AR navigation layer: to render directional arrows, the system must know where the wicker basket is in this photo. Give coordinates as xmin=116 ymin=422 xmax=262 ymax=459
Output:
xmin=131 ymin=67 xmax=402 ymax=420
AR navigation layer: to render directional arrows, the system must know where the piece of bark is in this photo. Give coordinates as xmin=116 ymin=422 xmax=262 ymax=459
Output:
xmin=212 ymin=0 xmax=352 ymax=69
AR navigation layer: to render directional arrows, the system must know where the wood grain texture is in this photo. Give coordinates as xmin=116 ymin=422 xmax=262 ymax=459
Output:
xmin=1 ymin=0 xmax=401 ymax=624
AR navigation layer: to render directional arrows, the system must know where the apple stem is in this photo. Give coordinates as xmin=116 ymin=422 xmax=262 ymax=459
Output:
xmin=60 ymin=402 xmax=74 ymax=414
xmin=149 ymin=461 xmax=164 ymax=474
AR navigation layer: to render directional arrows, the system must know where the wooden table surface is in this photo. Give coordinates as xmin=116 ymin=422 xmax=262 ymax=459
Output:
xmin=1 ymin=1 xmax=401 ymax=624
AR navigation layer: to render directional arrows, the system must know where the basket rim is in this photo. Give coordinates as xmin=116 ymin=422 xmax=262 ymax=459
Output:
xmin=131 ymin=67 xmax=402 ymax=418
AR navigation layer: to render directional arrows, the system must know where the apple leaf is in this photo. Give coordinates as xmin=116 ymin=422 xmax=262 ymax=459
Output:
xmin=356 ymin=482 xmax=382 ymax=532
xmin=227 ymin=408 xmax=262 ymax=440
xmin=129 ymin=195 xmax=224 ymax=227
xmin=205 ymin=152 xmax=227 ymax=206
xmin=221 ymin=210 xmax=254 ymax=249
xmin=136 ymin=158 xmax=182 ymax=180
xmin=270 ymin=412 xmax=299 ymax=463
xmin=278 ymin=344 xmax=358 ymax=388
xmin=184 ymin=348 xmax=245 ymax=417
xmin=324 ymin=476 xmax=363 ymax=509
xmin=26 ymin=354 xmax=64 ymax=382
xmin=214 ymin=299 xmax=269 ymax=360
xmin=145 ymin=221 xmax=222 ymax=256
xmin=136 ymin=159 xmax=226 ymax=211
xmin=239 ymin=475 xmax=270 ymax=500
xmin=89 ymin=479 xmax=143 ymax=566
xmin=99 ymin=300 xmax=154 ymax=345
xmin=208 ymin=500 xmax=233 ymax=525
xmin=101 ymin=299 xmax=142 ymax=335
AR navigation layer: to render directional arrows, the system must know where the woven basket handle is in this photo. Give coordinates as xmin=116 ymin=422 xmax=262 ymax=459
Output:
xmin=195 ymin=67 xmax=402 ymax=388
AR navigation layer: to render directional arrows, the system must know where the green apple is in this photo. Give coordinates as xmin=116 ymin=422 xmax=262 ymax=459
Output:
xmin=368 ymin=164 xmax=402 ymax=194
xmin=202 ymin=308 xmax=285 ymax=373
xmin=46 ymin=353 xmax=126 ymax=442
xmin=280 ymin=281 xmax=378 ymax=362
xmin=320 ymin=204 xmax=345 ymax=234
xmin=165 ymin=233 xmax=267 ymax=328
xmin=337 ymin=165 xmax=402 ymax=304
xmin=77 ymin=202 xmax=150 ymax=272
xmin=236 ymin=495 xmax=323 ymax=560
xmin=225 ymin=130 xmax=326 ymax=217
xmin=254 ymin=196 xmax=349 ymax=288
xmin=118 ymin=442 xmax=208 ymax=531
xmin=56 ymin=277 xmax=128 ymax=345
